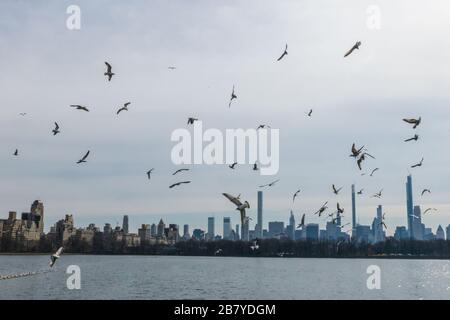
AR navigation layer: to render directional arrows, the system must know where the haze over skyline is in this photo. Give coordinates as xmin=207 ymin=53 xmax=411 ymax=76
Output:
xmin=1 ymin=0 xmax=449 ymax=235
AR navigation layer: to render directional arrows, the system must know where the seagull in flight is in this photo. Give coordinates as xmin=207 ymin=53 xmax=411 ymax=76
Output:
xmin=344 ymin=41 xmax=361 ymax=57
xmin=104 ymin=62 xmax=114 ymax=81
xmin=370 ymin=168 xmax=379 ymax=177
xmin=70 ymin=105 xmax=89 ymax=112
xmin=306 ymin=109 xmax=313 ymax=117
xmin=350 ymin=143 xmax=364 ymax=158
xmin=332 ymin=184 xmax=342 ymax=195
xmin=172 ymin=168 xmax=189 ymax=175
xmin=49 ymin=247 xmax=63 ymax=268
xmin=411 ymin=157 xmax=424 ymax=168
xmin=421 ymin=189 xmax=431 ymax=196
xmin=297 ymin=213 xmax=305 ymax=229
xmin=403 ymin=117 xmax=421 ymax=129
xmin=52 ymin=122 xmax=60 ymax=136
xmin=357 ymin=152 xmax=375 ymax=170
xmin=117 ymin=102 xmax=131 ymax=115
xmin=187 ymin=117 xmax=198 ymax=125
xmin=372 ymin=189 xmax=383 ymax=198
xmin=423 ymin=208 xmax=437 ymax=215
xmin=146 ymin=168 xmax=154 ymax=180
xmin=277 ymin=44 xmax=288 ymax=61
xmin=337 ymin=203 xmax=344 ymax=214
xmin=357 ymin=189 xmax=364 ymax=195
xmin=314 ymin=202 xmax=328 ymax=217
xmin=379 ymin=218 xmax=387 ymax=229
xmin=13 ymin=149 xmax=18 ymax=156
xmin=169 ymin=181 xmax=191 ymax=189
xmin=257 ymin=124 xmax=271 ymax=130
xmin=168 ymin=66 xmax=176 ymax=70
xmin=404 ymin=134 xmax=419 ymax=142
xmin=229 ymin=162 xmax=237 ymax=169
xmin=253 ymin=162 xmax=258 ymax=171
xmin=76 ymin=150 xmax=90 ymax=164
xmin=222 ymin=193 xmax=250 ymax=226
xmin=19 ymin=112 xmax=27 ymax=116
xmin=229 ymin=85 xmax=237 ymax=108
xmin=292 ymin=189 xmax=301 ymax=203
xmin=259 ymin=179 xmax=280 ymax=188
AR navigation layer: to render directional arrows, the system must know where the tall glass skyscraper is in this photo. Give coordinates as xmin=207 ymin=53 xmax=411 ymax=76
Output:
xmin=351 ymin=184 xmax=356 ymax=235
xmin=257 ymin=191 xmax=263 ymax=238
xmin=406 ymin=175 xmax=414 ymax=238
xmin=122 ymin=215 xmax=129 ymax=234
xmin=207 ymin=217 xmax=215 ymax=241
xmin=223 ymin=217 xmax=231 ymax=240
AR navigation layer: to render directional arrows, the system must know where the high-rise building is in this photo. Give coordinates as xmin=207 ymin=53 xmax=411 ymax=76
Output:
xmin=268 ymin=221 xmax=284 ymax=237
xmin=183 ymin=224 xmax=190 ymax=239
xmin=288 ymin=211 xmax=295 ymax=240
xmin=241 ymin=217 xmax=250 ymax=241
xmin=355 ymin=225 xmax=372 ymax=243
xmin=207 ymin=217 xmax=215 ymax=241
xmin=257 ymin=191 xmax=263 ymax=238
xmin=305 ymin=223 xmax=319 ymax=241
xmin=351 ymin=184 xmax=356 ymax=236
xmin=122 ymin=215 xmax=129 ymax=234
xmin=394 ymin=226 xmax=408 ymax=240
xmin=138 ymin=224 xmax=151 ymax=245
xmin=436 ymin=225 xmax=445 ymax=240
xmin=446 ymin=225 xmax=450 ymax=241
xmin=412 ymin=205 xmax=424 ymax=240
xmin=157 ymin=219 xmax=165 ymax=237
xmin=150 ymin=223 xmax=157 ymax=236
xmin=223 ymin=217 xmax=231 ymax=240
xmin=103 ymin=223 xmax=112 ymax=234
xmin=406 ymin=175 xmax=414 ymax=238
xmin=235 ymin=224 xmax=240 ymax=240
xmin=372 ymin=205 xmax=386 ymax=243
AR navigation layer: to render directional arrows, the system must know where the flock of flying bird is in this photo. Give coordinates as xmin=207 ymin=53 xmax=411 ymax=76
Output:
xmin=11 ymin=41 xmax=438 ymax=240
xmin=220 ymin=42 xmax=436 ymax=234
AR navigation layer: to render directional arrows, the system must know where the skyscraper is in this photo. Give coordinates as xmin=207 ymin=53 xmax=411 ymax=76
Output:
xmin=207 ymin=217 xmax=215 ymax=241
xmin=436 ymin=225 xmax=445 ymax=240
xmin=157 ymin=219 xmax=165 ymax=237
xmin=257 ymin=191 xmax=263 ymax=238
xmin=406 ymin=175 xmax=414 ymax=238
xmin=242 ymin=217 xmax=250 ymax=241
xmin=373 ymin=205 xmax=385 ymax=243
xmin=183 ymin=224 xmax=190 ymax=239
xmin=122 ymin=215 xmax=129 ymax=234
xmin=223 ymin=217 xmax=231 ymax=240
xmin=288 ymin=211 xmax=295 ymax=240
xmin=268 ymin=221 xmax=284 ymax=237
xmin=305 ymin=223 xmax=319 ymax=241
xmin=351 ymin=184 xmax=356 ymax=236
xmin=150 ymin=223 xmax=157 ymax=236
xmin=235 ymin=224 xmax=240 ymax=240
xmin=412 ymin=205 xmax=424 ymax=240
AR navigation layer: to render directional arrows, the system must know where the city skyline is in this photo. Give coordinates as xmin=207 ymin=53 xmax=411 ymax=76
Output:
xmin=2 ymin=175 xmax=448 ymax=239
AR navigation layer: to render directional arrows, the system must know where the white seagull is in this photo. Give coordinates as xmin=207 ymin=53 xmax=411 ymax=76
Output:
xmin=49 ymin=247 xmax=63 ymax=268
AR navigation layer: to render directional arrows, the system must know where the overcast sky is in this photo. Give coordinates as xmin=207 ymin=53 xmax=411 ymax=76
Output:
xmin=1 ymin=0 xmax=449 ymax=235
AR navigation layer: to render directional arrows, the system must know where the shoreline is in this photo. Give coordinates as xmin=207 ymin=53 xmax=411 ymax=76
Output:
xmin=1 ymin=252 xmax=449 ymax=260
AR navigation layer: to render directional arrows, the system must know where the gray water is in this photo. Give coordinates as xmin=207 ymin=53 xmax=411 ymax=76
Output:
xmin=0 ymin=255 xmax=449 ymax=299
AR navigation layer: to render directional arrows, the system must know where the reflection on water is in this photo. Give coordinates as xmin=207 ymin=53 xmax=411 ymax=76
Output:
xmin=0 ymin=255 xmax=449 ymax=300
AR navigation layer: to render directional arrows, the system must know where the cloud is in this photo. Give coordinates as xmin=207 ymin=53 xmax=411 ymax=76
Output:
xmin=0 ymin=0 xmax=449 ymax=235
